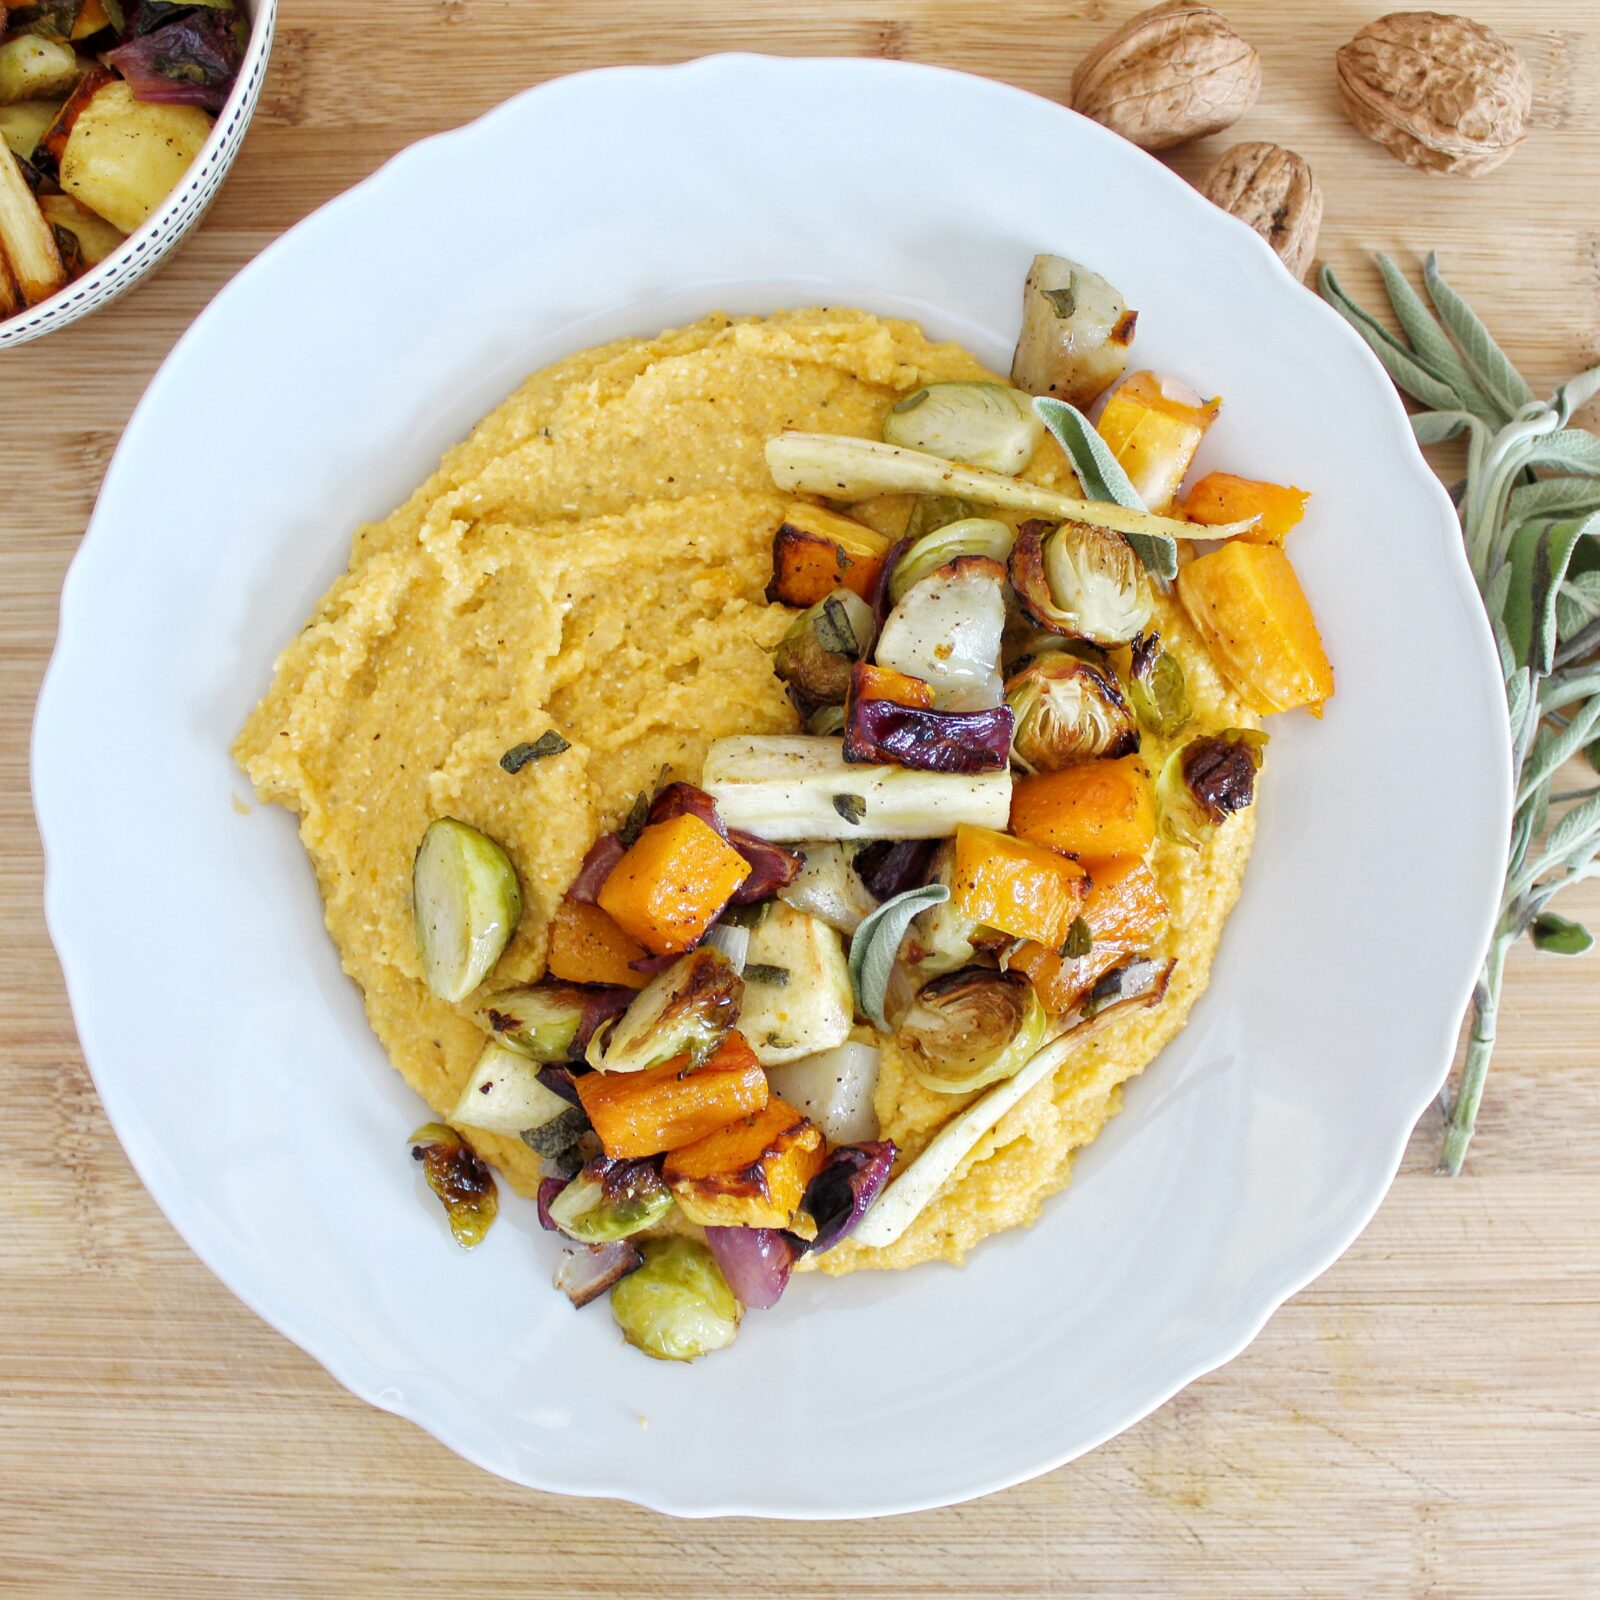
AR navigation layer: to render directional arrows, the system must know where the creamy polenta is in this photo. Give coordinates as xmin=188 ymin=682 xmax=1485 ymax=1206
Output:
xmin=235 ymin=309 xmax=1255 ymax=1277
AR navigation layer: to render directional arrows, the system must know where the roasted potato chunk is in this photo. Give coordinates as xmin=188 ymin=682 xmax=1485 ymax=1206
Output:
xmin=663 ymin=1096 xmax=827 ymax=1229
xmin=60 ymin=80 xmax=210 ymax=234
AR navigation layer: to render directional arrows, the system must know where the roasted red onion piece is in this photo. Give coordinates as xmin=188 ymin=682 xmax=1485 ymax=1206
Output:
xmin=536 ymin=1176 xmax=567 ymax=1232
xmin=802 ymin=1140 xmax=898 ymax=1253
xmin=568 ymin=835 xmax=625 ymax=902
xmin=573 ymin=986 xmax=635 ymax=1056
xmin=844 ymin=697 xmax=1014 ymax=773
xmin=648 ymin=781 xmax=725 ymax=833
xmin=535 ymin=1063 xmax=584 ymax=1106
xmin=554 ymin=1240 xmax=645 ymax=1308
xmin=703 ymin=1226 xmax=801 ymax=1309
xmin=109 ymin=10 xmax=246 ymax=110
xmin=852 ymin=838 xmax=937 ymax=901
xmin=727 ymin=828 xmax=802 ymax=902
xmin=870 ymin=535 xmax=911 ymax=628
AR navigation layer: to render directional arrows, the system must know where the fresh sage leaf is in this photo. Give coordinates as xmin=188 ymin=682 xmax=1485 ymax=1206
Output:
xmin=1411 ymin=411 xmax=1474 ymax=446
xmin=1318 ymin=266 xmax=1470 ymax=414
xmin=1529 ymin=430 xmax=1600 ymax=478
xmin=1507 ymin=477 xmax=1600 ymax=528
xmin=1374 ymin=254 xmax=1501 ymax=422
xmin=1031 ymin=397 xmax=1178 ymax=581
xmin=1530 ymin=912 xmax=1594 ymax=956
xmin=1504 ymin=517 xmax=1591 ymax=674
xmin=1423 ymin=253 xmax=1535 ymax=417
xmin=1553 ymin=364 xmax=1600 ymax=427
xmin=848 ymin=884 xmax=948 ymax=1031
xmin=500 ymin=731 xmax=571 ymax=773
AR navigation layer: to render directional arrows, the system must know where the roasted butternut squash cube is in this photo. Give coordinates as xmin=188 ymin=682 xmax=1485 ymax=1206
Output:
xmin=949 ymin=823 xmax=1088 ymax=950
xmin=1009 ymin=856 xmax=1169 ymax=1013
xmin=1009 ymin=755 xmax=1156 ymax=868
xmin=1095 ymin=371 xmax=1220 ymax=512
xmin=1177 ymin=541 xmax=1334 ymax=716
xmin=598 ymin=813 xmax=751 ymax=955
xmin=847 ymin=660 xmax=934 ymax=711
xmin=766 ymin=502 xmax=892 ymax=607
xmin=663 ymin=1096 xmax=827 ymax=1229
xmin=545 ymin=898 xmax=648 ymax=989
xmin=1181 ymin=471 xmax=1309 ymax=543
xmin=577 ymin=1031 xmax=770 ymax=1159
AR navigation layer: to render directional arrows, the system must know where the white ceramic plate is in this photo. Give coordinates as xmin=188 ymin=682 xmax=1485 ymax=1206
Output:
xmin=0 ymin=0 xmax=276 ymax=349
xmin=34 ymin=56 xmax=1510 ymax=1518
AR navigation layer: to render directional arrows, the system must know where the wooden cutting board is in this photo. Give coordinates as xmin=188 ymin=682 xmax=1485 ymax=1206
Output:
xmin=2 ymin=2 xmax=1596 ymax=1593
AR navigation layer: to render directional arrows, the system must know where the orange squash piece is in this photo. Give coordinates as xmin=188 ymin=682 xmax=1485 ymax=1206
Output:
xmin=1095 ymin=371 xmax=1220 ymax=512
xmin=1182 ymin=472 xmax=1309 ymax=544
xmin=1009 ymin=756 xmax=1156 ymax=867
xmin=663 ymin=1095 xmax=827 ymax=1229
xmin=1010 ymin=857 xmax=1169 ymax=1013
xmin=597 ymin=813 xmax=751 ymax=956
xmin=1177 ymin=541 xmax=1334 ymax=716
xmin=949 ymin=824 xmax=1088 ymax=950
xmin=545 ymin=899 xmax=649 ymax=990
xmin=576 ymin=1032 xmax=770 ymax=1159
xmin=847 ymin=660 xmax=934 ymax=711
xmin=766 ymin=502 xmax=891 ymax=607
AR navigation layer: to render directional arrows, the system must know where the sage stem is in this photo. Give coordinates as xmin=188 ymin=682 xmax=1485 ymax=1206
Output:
xmin=1442 ymin=929 xmax=1512 ymax=1175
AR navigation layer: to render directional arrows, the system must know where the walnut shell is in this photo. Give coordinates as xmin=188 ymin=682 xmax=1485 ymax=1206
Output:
xmin=1336 ymin=12 xmax=1532 ymax=176
xmin=1071 ymin=1 xmax=1262 ymax=152
xmin=1198 ymin=142 xmax=1324 ymax=279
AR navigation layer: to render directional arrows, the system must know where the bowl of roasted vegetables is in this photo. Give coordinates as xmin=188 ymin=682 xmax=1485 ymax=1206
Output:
xmin=36 ymin=56 xmax=1510 ymax=1516
xmin=0 ymin=0 xmax=272 ymax=346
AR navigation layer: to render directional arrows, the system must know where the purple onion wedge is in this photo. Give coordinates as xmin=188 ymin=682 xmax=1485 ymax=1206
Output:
xmin=536 ymin=1176 xmax=567 ymax=1232
xmin=852 ymin=839 xmax=937 ymax=901
xmin=554 ymin=1240 xmax=644 ymax=1308
xmin=844 ymin=697 xmax=1014 ymax=774
xmin=108 ymin=10 xmax=246 ymax=110
xmin=573 ymin=986 xmax=634 ymax=1057
xmin=568 ymin=834 xmax=625 ymax=903
xmin=802 ymin=1140 xmax=898 ymax=1253
xmin=703 ymin=1226 xmax=801 ymax=1310
xmin=727 ymin=828 xmax=802 ymax=902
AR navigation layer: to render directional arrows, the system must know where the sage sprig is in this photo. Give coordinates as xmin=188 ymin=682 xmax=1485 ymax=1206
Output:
xmin=848 ymin=884 xmax=948 ymax=1031
xmin=1322 ymin=253 xmax=1600 ymax=1174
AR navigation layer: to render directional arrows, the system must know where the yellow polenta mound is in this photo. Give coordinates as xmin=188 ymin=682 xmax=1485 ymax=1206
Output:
xmin=234 ymin=309 xmax=1255 ymax=1274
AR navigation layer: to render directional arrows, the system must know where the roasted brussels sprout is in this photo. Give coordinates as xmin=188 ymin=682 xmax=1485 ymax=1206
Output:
xmin=897 ymin=966 xmax=1049 ymax=1094
xmin=1156 ymin=728 xmax=1268 ymax=849
xmin=409 ymin=1122 xmax=498 ymax=1248
xmin=1005 ymin=653 xmax=1138 ymax=773
xmin=545 ymin=1156 xmax=675 ymax=1244
xmin=587 ymin=947 xmax=743 ymax=1073
xmin=772 ymin=588 xmax=875 ymax=707
xmin=1008 ymin=519 xmax=1153 ymax=647
xmin=883 ymin=382 xmax=1044 ymax=475
xmin=1010 ymin=254 xmax=1137 ymax=408
xmin=1127 ymin=631 xmax=1192 ymax=738
xmin=412 ymin=817 xmax=521 ymax=1002
xmin=609 ymin=1236 xmax=743 ymax=1361
xmin=904 ymin=494 xmax=984 ymax=544
xmin=474 ymin=980 xmax=592 ymax=1060
xmin=887 ymin=517 xmax=1015 ymax=608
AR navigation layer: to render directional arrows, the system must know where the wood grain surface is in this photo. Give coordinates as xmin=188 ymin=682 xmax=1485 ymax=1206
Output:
xmin=3 ymin=2 xmax=1598 ymax=1593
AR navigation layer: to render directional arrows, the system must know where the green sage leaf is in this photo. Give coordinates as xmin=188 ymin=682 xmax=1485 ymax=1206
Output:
xmin=1504 ymin=517 xmax=1591 ymax=674
xmin=742 ymin=963 xmax=790 ymax=986
xmin=1552 ymin=364 xmax=1600 ymax=427
xmin=848 ymin=884 xmax=949 ymax=1031
xmin=1556 ymin=572 xmax=1600 ymax=640
xmin=500 ymin=731 xmax=571 ymax=773
xmin=1507 ymin=477 xmax=1600 ymax=527
xmin=1031 ymin=397 xmax=1178 ymax=581
xmin=1423 ymin=253 xmax=1536 ymax=417
xmin=1544 ymin=789 xmax=1600 ymax=864
xmin=1530 ymin=912 xmax=1593 ymax=956
xmin=1375 ymin=254 xmax=1502 ymax=421
xmin=1319 ymin=266 xmax=1470 ymax=413
xmin=1411 ymin=411 xmax=1474 ymax=445
xmin=1528 ymin=430 xmax=1600 ymax=479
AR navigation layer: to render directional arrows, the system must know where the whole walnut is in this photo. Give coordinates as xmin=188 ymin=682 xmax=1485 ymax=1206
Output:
xmin=1336 ymin=12 xmax=1532 ymax=176
xmin=1071 ymin=1 xmax=1262 ymax=152
xmin=1198 ymin=142 xmax=1324 ymax=279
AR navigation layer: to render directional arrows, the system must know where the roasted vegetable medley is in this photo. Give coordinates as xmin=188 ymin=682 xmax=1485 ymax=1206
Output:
xmin=0 ymin=0 xmax=250 ymax=321
xmin=404 ymin=252 xmax=1335 ymax=1361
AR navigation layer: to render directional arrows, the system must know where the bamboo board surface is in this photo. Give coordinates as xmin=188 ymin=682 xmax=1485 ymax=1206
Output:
xmin=2 ymin=2 xmax=1598 ymax=1594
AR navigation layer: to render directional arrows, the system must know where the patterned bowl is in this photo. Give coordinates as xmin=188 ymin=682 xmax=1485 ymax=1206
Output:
xmin=0 ymin=0 xmax=276 ymax=349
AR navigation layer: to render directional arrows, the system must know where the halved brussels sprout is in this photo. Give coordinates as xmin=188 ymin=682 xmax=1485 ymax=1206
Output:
xmin=609 ymin=1235 xmax=742 ymax=1361
xmin=1005 ymin=653 xmax=1138 ymax=774
xmin=587 ymin=947 xmax=743 ymax=1072
xmin=475 ymin=980 xmax=591 ymax=1060
xmin=883 ymin=382 xmax=1044 ymax=475
xmin=897 ymin=966 xmax=1049 ymax=1094
xmin=875 ymin=555 xmax=1008 ymax=711
xmin=412 ymin=818 xmax=521 ymax=1002
xmin=904 ymin=494 xmax=983 ymax=544
xmin=1127 ymin=631 xmax=1192 ymax=738
xmin=1008 ymin=519 xmax=1153 ymax=647
xmin=1010 ymin=253 xmax=1137 ymax=408
xmin=807 ymin=702 xmax=846 ymax=735
xmin=546 ymin=1156 xmax=675 ymax=1244
xmin=772 ymin=588 xmax=875 ymax=707
xmin=409 ymin=1122 xmax=498 ymax=1248
xmin=887 ymin=517 xmax=1015 ymax=607
xmin=1156 ymin=728 xmax=1268 ymax=849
